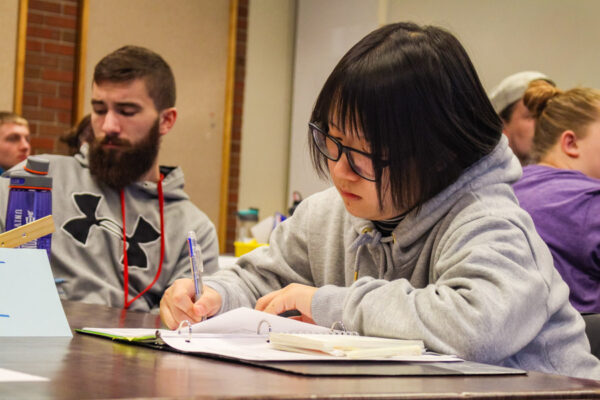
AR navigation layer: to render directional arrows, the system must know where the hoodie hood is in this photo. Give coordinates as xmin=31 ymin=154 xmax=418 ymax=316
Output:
xmin=75 ymin=143 xmax=189 ymax=201
xmin=349 ymin=135 xmax=522 ymax=246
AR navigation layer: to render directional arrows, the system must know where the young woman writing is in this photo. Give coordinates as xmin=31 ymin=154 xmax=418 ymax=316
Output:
xmin=161 ymin=22 xmax=600 ymax=378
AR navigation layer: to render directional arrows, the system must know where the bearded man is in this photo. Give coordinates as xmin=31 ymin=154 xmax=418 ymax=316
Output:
xmin=0 ymin=46 xmax=219 ymax=311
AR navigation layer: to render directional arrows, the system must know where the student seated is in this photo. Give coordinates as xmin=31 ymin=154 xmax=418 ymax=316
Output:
xmin=0 ymin=112 xmax=30 ymax=174
xmin=513 ymin=81 xmax=600 ymax=314
xmin=161 ymin=22 xmax=600 ymax=378
xmin=488 ymin=71 xmax=554 ymax=166
xmin=0 ymin=46 xmax=219 ymax=311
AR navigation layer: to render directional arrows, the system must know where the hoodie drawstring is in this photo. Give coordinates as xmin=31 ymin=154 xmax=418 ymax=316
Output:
xmin=350 ymin=228 xmax=382 ymax=281
xmin=121 ymin=174 xmax=165 ymax=309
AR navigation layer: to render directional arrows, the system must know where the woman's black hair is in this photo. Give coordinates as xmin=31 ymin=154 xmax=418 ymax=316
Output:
xmin=309 ymin=22 xmax=502 ymax=212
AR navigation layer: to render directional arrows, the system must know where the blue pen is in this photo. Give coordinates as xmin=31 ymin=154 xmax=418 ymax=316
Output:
xmin=187 ymin=231 xmax=204 ymax=302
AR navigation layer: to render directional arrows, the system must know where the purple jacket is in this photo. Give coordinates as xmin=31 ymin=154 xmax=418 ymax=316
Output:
xmin=513 ymin=165 xmax=600 ymax=313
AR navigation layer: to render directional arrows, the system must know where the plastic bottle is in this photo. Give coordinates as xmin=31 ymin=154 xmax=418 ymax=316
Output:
xmin=5 ymin=156 xmax=53 ymax=257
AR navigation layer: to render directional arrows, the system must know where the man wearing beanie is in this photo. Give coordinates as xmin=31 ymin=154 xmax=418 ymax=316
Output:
xmin=489 ymin=71 xmax=554 ymax=165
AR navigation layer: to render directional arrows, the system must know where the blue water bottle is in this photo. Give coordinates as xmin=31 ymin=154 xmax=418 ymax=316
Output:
xmin=5 ymin=156 xmax=53 ymax=257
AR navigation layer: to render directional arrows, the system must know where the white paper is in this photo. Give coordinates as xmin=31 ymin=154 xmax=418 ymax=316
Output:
xmin=160 ymin=334 xmax=460 ymax=362
xmin=83 ymin=308 xmax=461 ymax=363
xmin=0 ymin=368 xmax=49 ymax=382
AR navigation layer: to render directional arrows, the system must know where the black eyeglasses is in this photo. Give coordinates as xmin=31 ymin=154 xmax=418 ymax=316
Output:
xmin=309 ymin=122 xmax=387 ymax=182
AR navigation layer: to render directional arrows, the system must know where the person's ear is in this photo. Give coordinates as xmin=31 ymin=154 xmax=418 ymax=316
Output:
xmin=560 ymin=130 xmax=580 ymax=158
xmin=158 ymin=107 xmax=177 ymax=136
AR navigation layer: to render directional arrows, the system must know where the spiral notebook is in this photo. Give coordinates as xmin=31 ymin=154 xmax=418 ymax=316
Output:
xmin=77 ymin=307 xmax=459 ymax=363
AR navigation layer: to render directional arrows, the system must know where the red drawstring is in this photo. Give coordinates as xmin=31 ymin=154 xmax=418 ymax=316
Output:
xmin=121 ymin=174 xmax=165 ymax=309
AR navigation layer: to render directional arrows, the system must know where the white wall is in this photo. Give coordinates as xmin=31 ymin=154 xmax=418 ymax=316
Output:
xmin=287 ymin=0 xmax=600 ymax=199
xmin=287 ymin=0 xmax=380 ymax=201
xmin=0 ymin=0 xmax=20 ymax=111
xmin=385 ymin=0 xmax=600 ymax=91
xmin=238 ymin=0 xmax=296 ymax=220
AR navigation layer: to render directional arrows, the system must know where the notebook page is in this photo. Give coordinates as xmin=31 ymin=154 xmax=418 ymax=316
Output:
xmin=187 ymin=307 xmax=332 ymax=335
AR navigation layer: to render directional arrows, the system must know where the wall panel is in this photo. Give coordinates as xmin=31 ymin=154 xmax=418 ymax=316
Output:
xmin=0 ymin=1 xmax=20 ymax=111
xmin=84 ymin=0 xmax=230 ymax=226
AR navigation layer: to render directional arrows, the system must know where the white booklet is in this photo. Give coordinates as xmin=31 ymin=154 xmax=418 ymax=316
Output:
xmin=78 ymin=307 xmax=460 ymax=362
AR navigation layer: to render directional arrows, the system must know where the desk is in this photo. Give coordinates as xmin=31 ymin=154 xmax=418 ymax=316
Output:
xmin=2 ymin=301 xmax=600 ymax=399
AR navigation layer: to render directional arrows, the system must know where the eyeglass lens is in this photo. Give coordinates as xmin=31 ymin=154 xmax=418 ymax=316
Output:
xmin=312 ymin=126 xmax=376 ymax=181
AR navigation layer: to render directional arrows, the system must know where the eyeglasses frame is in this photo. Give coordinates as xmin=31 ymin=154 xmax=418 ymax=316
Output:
xmin=309 ymin=122 xmax=388 ymax=182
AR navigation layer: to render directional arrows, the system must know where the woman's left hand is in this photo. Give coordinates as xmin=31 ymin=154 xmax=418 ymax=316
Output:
xmin=255 ymin=283 xmax=318 ymax=324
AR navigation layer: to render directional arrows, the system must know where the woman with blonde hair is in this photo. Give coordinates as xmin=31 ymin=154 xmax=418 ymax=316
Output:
xmin=513 ymin=81 xmax=600 ymax=313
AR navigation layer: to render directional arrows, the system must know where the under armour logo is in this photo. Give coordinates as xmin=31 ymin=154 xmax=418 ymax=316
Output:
xmin=62 ymin=193 xmax=160 ymax=269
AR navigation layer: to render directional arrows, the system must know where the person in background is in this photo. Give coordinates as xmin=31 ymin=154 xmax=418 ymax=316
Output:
xmin=0 ymin=112 xmax=30 ymax=174
xmin=0 ymin=45 xmax=219 ymax=311
xmin=489 ymin=71 xmax=554 ymax=165
xmin=160 ymin=22 xmax=600 ymax=378
xmin=513 ymin=80 xmax=600 ymax=314
xmin=60 ymin=114 xmax=93 ymax=156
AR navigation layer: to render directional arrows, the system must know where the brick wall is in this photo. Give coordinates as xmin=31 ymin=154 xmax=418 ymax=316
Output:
xmin=225 ymin=0 xmax=249 ymax=253
xmin=22 ymin=0 xmax=80 ymax=155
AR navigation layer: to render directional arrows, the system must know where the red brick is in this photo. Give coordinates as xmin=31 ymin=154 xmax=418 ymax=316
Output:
xmin=25 ymin=66 xmax=42 ymax=79
xmin=25 ymin=53 xmax=59 ymax=68
xmin=228 ymin=192 xmax=238 ymax=203
xmin=23 ymin=94 xmax=39 ymax=106
xmin=27 ymin=26 xmax=60 ymax=40
xmin=29 ymin=0 xmax=61 ymax=13
xmin=30 ymin=136 xmax=56 ymax=151
xmin=57 ymin=111 xmax=71 ymax=124
xmin=42 ymin=96 xmax=72 ymax=110
xmin=45 ymin=15 xmax=77 ymax=30
xmin=63 ymin=4 xmax=78 ymax=16
xmin=55 ymin=141 xmax=70 ymax=155
xmin=58 ymin=84 xmax=73 ymax=98
xmin=22 ymin=108 xmax=55 ymax=121
xmin=38 ymin=123 xmax=70 ymax=136
xmin=42 ymin=69 xmax=73 ymax=82
xmin=44 ymin=42 xmax=75 ymax=56
xmin=58 ymin=57 xmax=74 ymax=70
xmin=26 ymin=39 xmax=43 ymax=52
xmin=28 ymin=123 xmax=39 ymax=135
xmin=27 ymin=12 xmax=44 ymax=24
xmin=24 ymin=81 xmax=58 ymax=95
xmin=61 ymin=31 xmax=76 ymax=42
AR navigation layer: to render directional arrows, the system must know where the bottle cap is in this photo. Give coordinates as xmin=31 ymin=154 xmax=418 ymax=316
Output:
xmin=237 ymin=208 xmax=259 ymax=222
xmin=7 ymin=157 xmax=52 ymax=189
xmin=25 ymin=156 xmax=50 ymax=175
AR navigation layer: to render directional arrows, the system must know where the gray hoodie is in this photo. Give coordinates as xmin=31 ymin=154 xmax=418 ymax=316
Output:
xmin=205 ymin=136 xmax=600 ymax=379
xmin=0 ymin=145 xmax=219 ymax=311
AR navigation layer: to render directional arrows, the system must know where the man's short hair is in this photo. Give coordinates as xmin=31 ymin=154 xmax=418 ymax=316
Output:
xmin=93 ymin=45 xmax=176 ymax=111
xmin=0 ymin=112 xmax=28 ymax=127
xmin=489 ymin=71 xmax=554 ymax=121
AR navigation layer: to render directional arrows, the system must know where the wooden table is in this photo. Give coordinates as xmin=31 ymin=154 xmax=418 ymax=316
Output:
xmin=2 ymin=300 xmax=600 ymax=399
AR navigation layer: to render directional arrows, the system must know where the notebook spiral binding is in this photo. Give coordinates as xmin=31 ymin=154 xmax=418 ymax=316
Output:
xmin=175 ymin=318 xmax=358 ymax=343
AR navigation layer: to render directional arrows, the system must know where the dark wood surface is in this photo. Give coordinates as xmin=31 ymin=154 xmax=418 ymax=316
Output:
xmin=2 ymin=300 xmax=600 ymax=399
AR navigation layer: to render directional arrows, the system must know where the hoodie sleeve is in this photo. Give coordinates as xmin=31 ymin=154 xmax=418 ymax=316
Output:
xmin=203 ymin=195 xmax=318 ymax=313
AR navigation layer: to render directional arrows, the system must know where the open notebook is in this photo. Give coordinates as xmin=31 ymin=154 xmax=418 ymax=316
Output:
xmin=77 ymin=307 xmax=459 ymax=362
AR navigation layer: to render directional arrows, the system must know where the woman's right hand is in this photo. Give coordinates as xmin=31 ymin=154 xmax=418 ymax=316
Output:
xmin=160 ymin=278 xmax=222 ymax=329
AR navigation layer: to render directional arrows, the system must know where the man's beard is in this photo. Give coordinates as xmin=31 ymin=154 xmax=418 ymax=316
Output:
xmin=88 ymin=119 xmax=160 ymax=190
